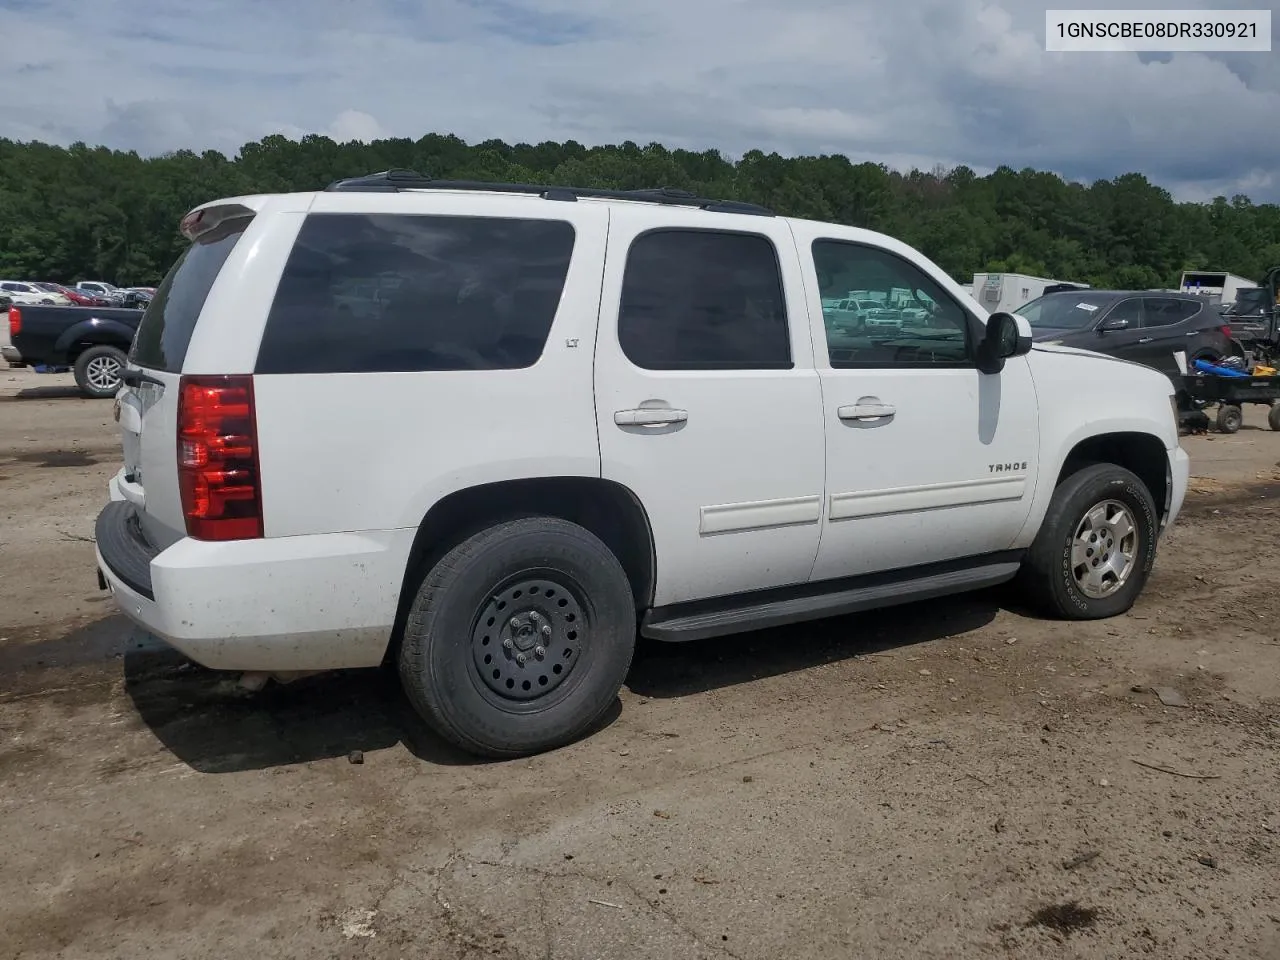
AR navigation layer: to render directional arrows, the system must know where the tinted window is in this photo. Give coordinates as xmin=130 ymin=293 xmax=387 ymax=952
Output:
xmin=131 ymin=217 xmax=251 ymax=372
xmin=257 ymin=214 xmax=574 ymax=374
xmin=1176 ymin=298 xmax=1203 ymax=321
xmin=617 ymin=230 xmax=791 ymax=370
xmin=1143 ymin=297 xmax=1189 ymax=327
xmin=1105 ymin=298 xmax=1144 ymax=327
xmin=1015 ymin=293 xmax=1117 ymax=329
xmin=812 ymin=240 xmax=969 ymax=367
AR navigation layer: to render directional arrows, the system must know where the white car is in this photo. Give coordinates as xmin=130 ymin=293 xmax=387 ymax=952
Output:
xmin=94 ymin=172 xmax=1190 ymax=757
xmin=76 ymin=281 xmax=125 ymax=304
xmin=0 ymin=281 xmax=68 ymax=305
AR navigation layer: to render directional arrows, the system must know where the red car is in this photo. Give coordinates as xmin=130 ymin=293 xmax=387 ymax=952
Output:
xmin=35 ymin=282 xmax=107 ymax=306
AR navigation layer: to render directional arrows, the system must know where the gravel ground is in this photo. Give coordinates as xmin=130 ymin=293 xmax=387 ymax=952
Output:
xmin=2 ymin=366 xmax=1279 ymax=960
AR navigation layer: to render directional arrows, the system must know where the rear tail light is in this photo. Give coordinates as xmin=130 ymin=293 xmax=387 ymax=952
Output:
xmin=1221 ymin=325 xmax=1233 ymax=338
xmin=8 ymin=306 xmax=20 ymax=337
xmin=177 ymin=375 xmax=263 ymax=541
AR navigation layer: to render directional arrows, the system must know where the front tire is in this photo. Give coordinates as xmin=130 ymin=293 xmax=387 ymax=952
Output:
xmin=1019 ymin=464 xmax=1158 ymax=620
xmin=73 ymin=345 xmax=127 ymax=399
xmin=398 ymin=517 xmax=636 ymax=758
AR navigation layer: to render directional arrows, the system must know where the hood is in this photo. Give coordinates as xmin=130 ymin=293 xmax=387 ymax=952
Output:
xmin=1031 ymin=340 xmax=1175 ymax=379
xmin=1029 ymin=327 xmax=1089 ymax=343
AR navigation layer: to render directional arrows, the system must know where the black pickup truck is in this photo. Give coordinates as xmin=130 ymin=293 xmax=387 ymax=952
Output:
xmin=4 ymin=303 xmax=144 ymax=398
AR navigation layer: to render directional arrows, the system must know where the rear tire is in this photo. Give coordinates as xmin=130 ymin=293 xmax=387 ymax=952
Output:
xmin=1268 ymin=403 xmax=1280 ymax=432
xmin=1216 ymin=404 xmax=1243 ymax=434
xmin=1018 ymin=464 xmax=1158 ymax=620
xmin=73 ymin=345 xmax=127 ymax=399
xmin=398 ymin=517 xmax=636 ymax=758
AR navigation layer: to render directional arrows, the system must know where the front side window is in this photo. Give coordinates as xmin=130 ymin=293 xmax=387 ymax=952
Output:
xmin=1103 ymin=298 xmax=1145 ymax=328
xmin=617 ymin=229 xmax=792 ymax=370
xmin=813 ymin=240 xmax=969 ymax=367
xmin=257 ymin=214 xmax=576 ymax=374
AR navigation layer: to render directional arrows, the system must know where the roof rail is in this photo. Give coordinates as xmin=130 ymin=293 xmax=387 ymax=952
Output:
xmin=323 ymin=169 xmax=774 ymax=217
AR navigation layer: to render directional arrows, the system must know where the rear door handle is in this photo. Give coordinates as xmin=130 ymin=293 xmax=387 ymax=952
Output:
xmin=838 ymin=400 xmax=896 ymax=421
xmin=614 ymin=408 xmax=688 ymax=426
xmin=1137 ymin=337 xmax=1154 ymax=344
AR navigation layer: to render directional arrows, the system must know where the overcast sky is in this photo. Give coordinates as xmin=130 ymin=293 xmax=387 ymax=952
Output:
xmin=1 ymin=0 xmax=1277 ymax=202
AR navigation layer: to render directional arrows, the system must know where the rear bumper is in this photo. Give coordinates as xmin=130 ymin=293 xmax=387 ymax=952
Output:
xmin=1 ymin=345 xmax=24 ymax=365
xmin=95 ymin=499 xmax=413 ymax=672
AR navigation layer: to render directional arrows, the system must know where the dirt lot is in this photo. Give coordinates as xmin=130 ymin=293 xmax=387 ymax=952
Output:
xmin=2 ymin=365 xmax=1280 ymax=960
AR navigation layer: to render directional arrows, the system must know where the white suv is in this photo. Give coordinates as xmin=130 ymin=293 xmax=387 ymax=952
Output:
xmin=95 ymin=171 xmax=1190 ymax=757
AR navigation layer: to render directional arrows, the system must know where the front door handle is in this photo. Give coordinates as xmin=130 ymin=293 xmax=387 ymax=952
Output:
xmin=1137 ymin=337 xmax=1154 ymax=344
xmin=838 ymin=399 xmax=897 ymax=421
xmin=614 ymin=407 xmax=688 ymax=426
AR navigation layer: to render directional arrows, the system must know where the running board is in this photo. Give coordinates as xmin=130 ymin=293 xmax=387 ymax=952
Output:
xmin=640 ymin=558 xmax=1022 ymax=643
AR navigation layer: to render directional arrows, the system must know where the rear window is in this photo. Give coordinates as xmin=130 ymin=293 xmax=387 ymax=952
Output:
xmin=255 ymin=214 xmax=576 ymax=374
xmin=130 ymin=217 xmax=252 ymax=372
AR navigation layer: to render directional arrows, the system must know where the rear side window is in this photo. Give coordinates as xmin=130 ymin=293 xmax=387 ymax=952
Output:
xmin=130 ymin=217 xmax=251 ymax=372
xmin=618 ymin=229 xmax=792 ymax=370
xmin=256 ymin=214 xmax=576 ymax=374
xmin=1143 ymin=297 xmax=1192 ymax=327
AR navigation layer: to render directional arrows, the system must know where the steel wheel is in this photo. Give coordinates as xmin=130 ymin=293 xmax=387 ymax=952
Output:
xmin=1071 ymin=499 xmax=1138 ymax=599
xmin=471 ymin=576 xmax=585 ymax=702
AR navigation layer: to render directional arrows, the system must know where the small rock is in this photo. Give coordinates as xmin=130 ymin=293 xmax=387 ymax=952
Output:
xmin=1163 ymin=830 xmax=1173 ymax=837
xmin=618 ymin=749 xmax=630 ymax=757
xmin=1099 ymin=778 xmax=1110 ymax=787
xmin=1198 ymin=855 xmax=1218 ymax=869
xmin=347 ymin=750 xmax=364 ymax=765
xmin=564 ymin=854 xmax=574 ymax=860
xmin=653 ymin=809 xmax=671 ymax=820
xmin=946 ymin=678 xmax=956 ymax=684
xmin=1152 ymin=686 xmax=1190 ymax=708
xmin=1005 ymin=637 xmax=1018 ymax=646
xmin=918 ymin=669 xmax=933 ymax=676
xmin=742 ymin=775 xmax=753 ymax=783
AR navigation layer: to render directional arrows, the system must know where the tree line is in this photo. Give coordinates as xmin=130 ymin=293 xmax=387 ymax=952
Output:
xmin=1 ymin=133 xmax=1277 ymax=291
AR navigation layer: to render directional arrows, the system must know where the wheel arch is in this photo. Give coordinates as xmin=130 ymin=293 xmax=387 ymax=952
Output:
xmin=386 ymin=476 xmax=656 ymax=661
xmin=1055 ymin=431 xmax=1170 ymax=524
xmin=54 ymin=318 xmax=136 ymax=359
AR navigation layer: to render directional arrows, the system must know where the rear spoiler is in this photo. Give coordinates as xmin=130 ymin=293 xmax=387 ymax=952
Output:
xmin=179 ymin=203 xmax=257 ymax=241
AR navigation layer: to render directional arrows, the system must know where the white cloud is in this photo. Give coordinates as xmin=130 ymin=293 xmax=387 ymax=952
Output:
xmin=327 ymin=110 xmax=385 ymax=144
xmin=0 ymin=0 xmax=1276 ymax=201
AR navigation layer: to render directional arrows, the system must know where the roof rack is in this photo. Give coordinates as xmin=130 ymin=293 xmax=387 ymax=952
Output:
xmin=323 ymin=169 xmax=774 ymax=217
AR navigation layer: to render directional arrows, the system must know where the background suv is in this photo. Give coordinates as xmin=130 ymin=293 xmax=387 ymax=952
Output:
xmin=1016 ymin=290 xmax=1243 ymax=378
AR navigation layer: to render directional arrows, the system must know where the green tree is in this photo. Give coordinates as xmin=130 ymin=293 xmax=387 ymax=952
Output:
xmin=0 ymin=133 xmax=1270 ymax=290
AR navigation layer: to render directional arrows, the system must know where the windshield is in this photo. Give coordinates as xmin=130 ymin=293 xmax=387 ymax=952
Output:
xmin=1015 ymin=293 xmax=1115 ymax=330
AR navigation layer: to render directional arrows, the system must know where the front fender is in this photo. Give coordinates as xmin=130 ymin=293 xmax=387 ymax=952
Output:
xmin=1013 ymin=347 xmax=1179 ymax=547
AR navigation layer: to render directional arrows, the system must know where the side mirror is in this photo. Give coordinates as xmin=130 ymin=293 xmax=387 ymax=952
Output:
xmin=1098 ymin=317 xmax=1128 ymax=333
xmin=976 ymin=312 xmax=1031 ymax=374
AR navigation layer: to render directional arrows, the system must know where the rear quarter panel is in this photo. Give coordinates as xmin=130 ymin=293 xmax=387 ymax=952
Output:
xmin=248 ymin=193 xmax=611 ymax=538
xmin=1012 ymin=345 xmax=1179 ymax=548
